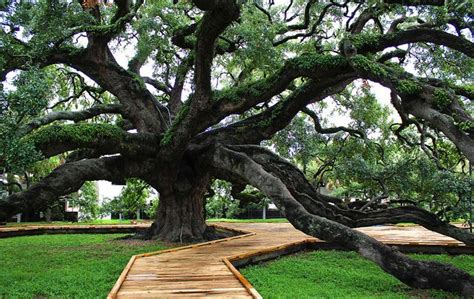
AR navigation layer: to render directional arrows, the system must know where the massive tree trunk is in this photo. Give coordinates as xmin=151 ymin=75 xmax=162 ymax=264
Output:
xmin=147 ymin=167 xmax=210 ymax=242
xmin=148 ymin=188 xmax=207 ymax=242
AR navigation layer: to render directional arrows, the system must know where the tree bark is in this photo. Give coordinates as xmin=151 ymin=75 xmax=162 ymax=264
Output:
xmin=147 ymin=171 xmax=209 ymax=242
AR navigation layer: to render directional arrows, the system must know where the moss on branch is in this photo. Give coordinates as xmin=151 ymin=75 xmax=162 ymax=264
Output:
xmin=397 ymin=79 xmax=423 ymax=97
xmin=160 ymin=104 xmax=190 ymax=146
xmin=290 ymin=54 xmax=347 ymax=72
xmin=25 ymin=123 xmax=125 ymax=146
xmin=351 ymin=55 xmax=389 ymax=78
xmin=214 ymin=54 xmax=347 ymax=106
xmin=350 ymin=33 xmax=382 ymax=49
xmin=433 ymin=88 xmax=453 ymax=109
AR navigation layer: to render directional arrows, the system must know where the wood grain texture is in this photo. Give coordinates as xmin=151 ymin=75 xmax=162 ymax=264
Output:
xmin=109 ymin=222 xmax=470 ymax=298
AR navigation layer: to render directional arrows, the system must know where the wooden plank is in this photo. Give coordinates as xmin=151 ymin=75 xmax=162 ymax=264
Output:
xmin=108 ymin=255 xmax=137 ymax=299
xmin=223 ymin=258 xmax=262 ymax=299
xmin=4 ymin=222 xmax=472 ymax=298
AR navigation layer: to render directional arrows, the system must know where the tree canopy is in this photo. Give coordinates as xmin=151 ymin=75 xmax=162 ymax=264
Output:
xmin=0 ymin=0 xmax=473 ymax=295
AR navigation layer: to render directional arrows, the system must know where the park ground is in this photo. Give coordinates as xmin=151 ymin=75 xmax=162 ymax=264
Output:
xmin=0 ymin=220 xmax=473 ymax=298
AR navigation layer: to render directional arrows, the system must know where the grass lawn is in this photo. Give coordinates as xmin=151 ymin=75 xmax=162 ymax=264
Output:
xmin=207 ymin=218 xmax=288 ymax=223
xmin=241 ymin=250 xmax=474 ymax=299
xmin=0 ymin=234 xmax=169 ymax=298
xmin=4 ymin=219 xmax=152 ymax=227
xmin=4 ymin=218 xmax=288 ymax=227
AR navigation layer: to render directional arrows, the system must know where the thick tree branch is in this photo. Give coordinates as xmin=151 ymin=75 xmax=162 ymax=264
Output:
xmin=194 ymin=0 xmax=240 ymax=99
xmin=354 ymin=28 xmax=474 ymax=58
xmin=228 ymin=145 xmax=474 ymax=246
xmin=350 ymin=7 xmax=383 ymax=34
xmin=210 ymin=144 xmax=474 ymax=296
xmin=24 ymin=104 xmax=123 ymax=134
xmin=143 ymin=77 xmax=171 ymax=95
xmin=302 ymin=107 xmax=365 ymax=138
xmin=0 ymin=155 xmax=156 ymax=222
xmin=24 ymin=123 xmax=158 ymax=159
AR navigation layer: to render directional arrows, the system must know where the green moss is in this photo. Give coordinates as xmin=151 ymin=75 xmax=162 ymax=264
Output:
xmin=25 ymin=123 xmax=124 ymax=146
xmin=160 ymin=130 xmax=173 ymax=146
xmin=397 ymin=79 xmax=423 ymax=97
xmin=433 ymin=88 xmax=453 ymax=109
xmin=215 ymin=74 xmax=280 ymax=104
xmin=351 ymin=55 xmax=388 ymax=78
xmin=290 ymin=53 xmax=347 ymax=72
xmin=459 ymin=84 xmax=474 ymax=95
xmin=254 ymin=102 xmax=285 ymax=129
xmin=455 ymin=120 xmax=473 ymax=131
xmin=257 ymin=118 xmax=272 ymax=128
xmin=128 ymin=71 xmax=146 ymax=91
xmin=382 ymin=61 xmax=405 ymax=74
xmin=160 ymin=104 xmax=190 ymax=146
xmin=215 ymin=83 xmax=250 ymax=103
xmin=349 ymin=32 xmax=382 ymax=49
xmin=216 ymin=54 xmax=347 ymax=105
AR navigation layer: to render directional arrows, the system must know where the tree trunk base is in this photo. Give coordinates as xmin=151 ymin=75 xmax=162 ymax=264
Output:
xmin=144 ymin=223 xmax=239 ymax=243
xmin=146 ymin=178 xmax=209 ymax=243
xmin=146 ymin=220 xmax=206 ymax=243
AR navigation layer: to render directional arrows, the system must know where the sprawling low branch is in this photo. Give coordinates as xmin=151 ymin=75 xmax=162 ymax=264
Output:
xmin=354 ymin=28 xmax=474 ymax=58
xmin=25 ymin=123 xmax=159 ymax=159
xmin=210 ymin=144 xmax=474 ymax=296
xmin=24 ymin=104 xmax=123 ymax=134
xmin=0 ymin=155 xmax=156 ymax=222
xmin=228 ymin=145 xmax=474 ymax=246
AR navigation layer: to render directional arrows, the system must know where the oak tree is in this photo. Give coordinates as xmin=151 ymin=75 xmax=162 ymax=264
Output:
xmin=0 ymin=0 xmax=473 ymax=294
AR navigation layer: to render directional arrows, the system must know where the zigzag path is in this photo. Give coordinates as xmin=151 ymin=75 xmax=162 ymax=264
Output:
xmin=108 ymin=222 xmax=468 ymax=299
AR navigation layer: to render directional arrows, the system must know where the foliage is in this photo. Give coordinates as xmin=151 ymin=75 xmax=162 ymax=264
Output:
xmin=0 ymin=68 xmax=54 ymax=173
xmin=271 ymin=114 xmax=320 ymax=174
xmin=205 ymin=180 xmax=241 ymax=219
xmin=268 ymin=82 xmax=473 ymax=222
xmin=101 ymin=179 xmax=151 ymax=219
xmin=69 ymin=181 xmax=100 ymax=221
xmin=145 ymin=197 xmax=160 ymax=219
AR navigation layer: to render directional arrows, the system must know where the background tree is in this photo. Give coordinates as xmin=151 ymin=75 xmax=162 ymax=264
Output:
xmin=102 ymin=178 xmax=150 ymax=219
xmin=0 ymin=0 xmax=473 ymax=294
xmin=205 ymin=179 xmax=241 ymax=219
xmin=69 ymin=181 xmax=100 ymax=220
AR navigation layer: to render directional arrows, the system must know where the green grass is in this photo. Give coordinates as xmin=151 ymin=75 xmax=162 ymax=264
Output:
xmin=241 ymin=250 xmax=474 ymax=299
xmin=0 ymin=234 xmax=169 ymax=298
xmin=5 ymin=218 xmax=288 ymax=227
xmin=207 ymin=218 xmax=288 ymax=223
xmin=5 ymin=219 xmax=151 ymax=227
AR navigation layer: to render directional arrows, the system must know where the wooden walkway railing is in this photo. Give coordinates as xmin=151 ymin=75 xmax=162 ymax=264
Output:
xmin=107 ymin=223 xmax=472 ymax=299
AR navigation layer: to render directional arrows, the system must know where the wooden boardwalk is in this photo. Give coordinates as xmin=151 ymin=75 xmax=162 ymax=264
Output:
xmin=108 ymin=223 xmax=470 ymax=299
